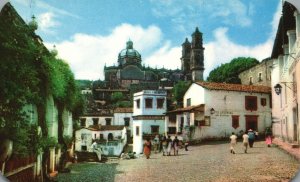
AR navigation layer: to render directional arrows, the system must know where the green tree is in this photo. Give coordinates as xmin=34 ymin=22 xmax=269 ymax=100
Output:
xmin=111 ymin=92 xmax=124 ymax=102
xmin=207 ymin=57 xmax=259 ymax=83
xmin=172 ymin=81 xmax=191 ymax=107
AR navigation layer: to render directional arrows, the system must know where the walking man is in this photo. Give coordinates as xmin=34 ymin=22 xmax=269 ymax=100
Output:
xmin=242 ymin=131 xmax=249 ymax=153
xmin=173 ymin=136 xmax=179 ymax=156
xmin=229 ymin=132 xmax=237 ymax=154
xmin=248 ymin=129 xmax=255 ymax=148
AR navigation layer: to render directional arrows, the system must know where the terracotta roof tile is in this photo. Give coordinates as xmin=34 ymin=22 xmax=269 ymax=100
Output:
xmin=87 ymin=125 xmax=125 ymax=131
xmin=114 ymin=107 xmax=133 ymax=113
xmin=166 ymin=104 xmax=205 ymax=114
xmin=195 ymin=81 xmax=271 ymax=94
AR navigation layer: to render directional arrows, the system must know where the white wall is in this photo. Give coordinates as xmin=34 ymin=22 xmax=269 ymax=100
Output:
xmin=183 ymin=83 xmax=205 ymax=107
xmin=114 ymin=112 xmax=133 ymax=135
xmin=80 ymin=116 xmax=114 ymax=127
xmin=133 ymin=90 xmax=167 ymax=116
xmin=182 ymin=84 xmax=272 ymax=140
xmin=133 ymin=120 xmax=143 ymax=154
xmin=75 ymin=127 xmax=126 ymax=154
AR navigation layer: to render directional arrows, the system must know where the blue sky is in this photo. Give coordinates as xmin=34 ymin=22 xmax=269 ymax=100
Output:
xmin=9 ymin=0 xmax=281 ymax=80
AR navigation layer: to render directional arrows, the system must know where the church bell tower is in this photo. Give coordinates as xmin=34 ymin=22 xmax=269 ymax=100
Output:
xmin=190 ymin=27 xmax=204 ymax=81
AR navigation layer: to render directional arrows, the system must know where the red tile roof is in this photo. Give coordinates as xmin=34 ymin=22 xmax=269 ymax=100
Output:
xmin=114 ymin=107 xmax=133 ymax=113
xmin=166 ymin=104 xmax=205 ymax=114
xmin=195 ymin=81 xmax=271 ymax=94
xmin=87 ymin=125 xmax=125 ymax=131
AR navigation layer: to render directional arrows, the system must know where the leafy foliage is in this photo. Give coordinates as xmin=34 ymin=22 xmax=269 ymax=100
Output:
xmin=0 ymin=3 xmax=84 ymax=156
xmin=207 ymin=57 xmax=259 ymax=83
xmin=172 ymin=81 xmax=191 ymax=107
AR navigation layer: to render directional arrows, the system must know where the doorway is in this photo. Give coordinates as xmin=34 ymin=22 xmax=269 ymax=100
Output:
xmin=245 ymin=115 xmax=258 ymax=131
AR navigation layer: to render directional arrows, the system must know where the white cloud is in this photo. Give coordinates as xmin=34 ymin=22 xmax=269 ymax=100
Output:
xmin=45 ymin=24 xmax=163 ymax=80
xmin=37 ymin=12 xmax=60 ymax=34
xmin=144 ymin=42 xmax=181 ymax=69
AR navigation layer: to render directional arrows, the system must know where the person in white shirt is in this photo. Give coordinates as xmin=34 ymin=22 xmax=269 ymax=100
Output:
xmin=242 ymin=131 xmax=249 ymax=153
xmin=229 ymin=132 xmax=237 ymax=154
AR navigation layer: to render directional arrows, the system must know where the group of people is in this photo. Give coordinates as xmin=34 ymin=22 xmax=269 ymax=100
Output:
xmin=144 ymin=135 xmax=189 ymax=159
xmin=230 ymin=128 xmax=272 ymax=154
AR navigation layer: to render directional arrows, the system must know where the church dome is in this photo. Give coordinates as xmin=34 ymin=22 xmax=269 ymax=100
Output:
xmin=118 ymin=40 xmax=141 ymax=66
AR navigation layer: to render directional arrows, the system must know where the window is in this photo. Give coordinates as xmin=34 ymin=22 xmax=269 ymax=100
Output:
xmin=94 ymin=134 xmax=97 ymax=139
xmin=249 ymin=77 xmax=253 ymax=85
xmin=198 ymin=116 xmax=211 ymax=126
xmin=108 ymin=133 xmax=113 ymax=140
xmin=124 ymin=117 xmax=130 ymax=127
xmin=261 ymin=98 xmax=267 ymax=107
xmin=151 ymin=125 xmax=159 ymax=134
xmin=105 ymin=118 xmax=111 ymax=125
xmin=157 ymin=98 xmax=164 ymax=109
xmin=92 ymin=118 xmax=99 ymax=125
xmin=258 ymin=73 xmax=262 ymax=82
xmin=232 ymin=115 xmax=239 ymax=129
xmin=136 ymin=99 xmax=140 ymax=109
xmin=245 ymin=96 xmax=257 ymax=111
xmin=100 ymin=134 xmax=104 ymax=139
xmin=168 ymin=127 xmax=176 ymax=134
xmin=136 ymin=126 xmax=140 ymax=136
xmin=80 ymin=118 xmax=86 ymax=127
xmin=187 ymin=98 xmax=191 ymax=106
xmin=145 ymin=98 xmax=153 ymax=108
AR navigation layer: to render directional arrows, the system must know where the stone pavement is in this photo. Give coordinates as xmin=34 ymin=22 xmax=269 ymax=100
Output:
xmin=114 ymin=141 xmax=299 ymax=182
xmin=272 ymin=138 xmax=300 ymax=161
xmin=57 ymin=141 xmax=299 ymax=182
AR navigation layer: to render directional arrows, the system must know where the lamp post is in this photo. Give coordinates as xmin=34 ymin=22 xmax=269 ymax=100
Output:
xmin=274 ymin=83 xmax=282 ymax=95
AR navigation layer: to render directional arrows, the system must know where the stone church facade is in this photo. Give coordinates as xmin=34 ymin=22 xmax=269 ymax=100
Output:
xmin=91 ymin=27 xmax=205 ymax=111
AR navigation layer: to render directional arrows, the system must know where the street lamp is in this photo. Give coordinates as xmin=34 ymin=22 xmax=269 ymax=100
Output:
xmin=274 ymin=84 xmax=282 ymax=95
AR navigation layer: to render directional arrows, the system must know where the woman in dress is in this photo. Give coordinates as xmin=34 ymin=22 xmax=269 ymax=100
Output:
xmin=144 ymin=138 xmax=152 ymax=159
xmin=265 ymin=127 xmax=272 ymax=147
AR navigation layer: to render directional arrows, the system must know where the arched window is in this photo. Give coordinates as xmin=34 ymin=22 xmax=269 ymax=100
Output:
xmin=108 ymin=133 xmax=113 ymax=140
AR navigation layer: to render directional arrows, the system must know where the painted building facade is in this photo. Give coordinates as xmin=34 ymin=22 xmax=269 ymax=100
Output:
xmin=132 ymin=90 xmax=167 ymax=154
xmin=166 ymin=82 xmax=272 ymax=140
xmin=271 ymin=1 xmax=300 ymax=144
xmin=75 ymin=125 xmax=127 ymax=156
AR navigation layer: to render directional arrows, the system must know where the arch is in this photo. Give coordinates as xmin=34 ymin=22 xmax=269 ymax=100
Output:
xmin=108 ymin=133 xmax=113 ymax=140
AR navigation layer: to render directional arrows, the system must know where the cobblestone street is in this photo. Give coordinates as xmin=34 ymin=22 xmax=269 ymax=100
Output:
xmin=57 ymin=141 xmax=300 ymax=182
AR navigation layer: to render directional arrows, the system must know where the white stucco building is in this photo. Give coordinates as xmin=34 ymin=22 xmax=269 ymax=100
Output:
xmin=270 ymin=1 xmax=300 ymax=144
xmin=79 ymin=115 xmax=114 ymax=128
xmin=132 ymin=90 xmax=167 ymax=154
xmin=166 ymin=82 xmax=272 ymax=140
xmin=75 ymin=125 xmax=127 ymax=156
xmin=113 ymin=107 xmax=133 ymax=137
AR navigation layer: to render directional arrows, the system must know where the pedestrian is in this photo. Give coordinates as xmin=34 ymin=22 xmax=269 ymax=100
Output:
xmin=159 ymin=135 xmax=164 ymax=152
xmin=242 ymin=131 xmax=249 ymax=153
xmin=173 ymin=136 xmax=179 ymax=156
xmin=248 ymin=129 xmax=255 ymax=148
xmin=166 ymin=135 xmax=172 ymax=156
xmin=229 ymin=132 xmax=237 ymax=154
xmin=153 ymin=135 xmax=159 ymax=153
xmin=265 ymin=127 xmax=272 ymax=147
xmin=144 ymin=138 xmax=152 ymax=159
xmin=162 ymin=136 xmax=167 ymax=156
xmin=184 ymin=138 xmax=189 ymax=151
